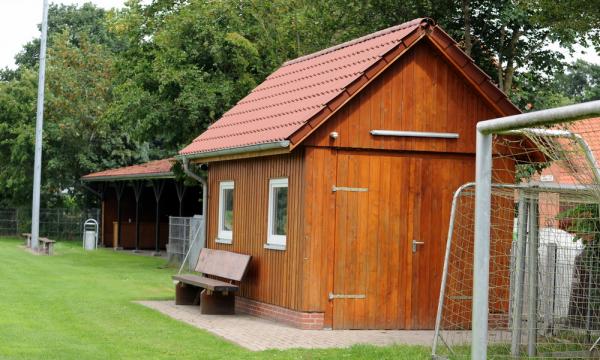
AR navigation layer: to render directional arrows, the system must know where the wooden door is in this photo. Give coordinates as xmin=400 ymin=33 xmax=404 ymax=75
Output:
xmin=332 ymin=152 xmax=413 ymax=329
xmin=409 ymin=157 xmax=454 ymax=329
xmin=331 ymin=152 xmax=471 ymax=329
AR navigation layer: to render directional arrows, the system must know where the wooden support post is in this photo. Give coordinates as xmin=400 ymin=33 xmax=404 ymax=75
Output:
xmin=98 ymin=183 xmax=106 ymax=247
xmin=132 ymin=180 xmax=144 ymax=252
xmin=112 ymin=182 xmax=125 ymax=250
xmin=175 ymin=181 xmax=186 ymax=216
xmin=152 ymin=179 xmax=165 ymax=255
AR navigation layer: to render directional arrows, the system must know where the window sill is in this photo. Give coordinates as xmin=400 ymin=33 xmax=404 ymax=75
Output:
xmin=264 ymin=243 xmax=286 ymax=251
xmin=215 ymin=238 xmax=232 ymax=245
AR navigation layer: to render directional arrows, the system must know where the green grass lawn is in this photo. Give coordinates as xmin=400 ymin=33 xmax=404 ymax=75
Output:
xmin=0 ymin=237 xmax=429 ymax=359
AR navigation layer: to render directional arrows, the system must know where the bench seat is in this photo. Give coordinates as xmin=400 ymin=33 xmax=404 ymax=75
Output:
xmin=39 ymin=237 xmax=56 ymax=255
xmin=172 ymin=274 xmax=239 ymax=292
xmin=172 ymin=248 xmax=251 ymax=314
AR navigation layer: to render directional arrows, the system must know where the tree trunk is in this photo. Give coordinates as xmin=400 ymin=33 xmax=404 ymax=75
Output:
xmin=462 ymin=0 xmax=472 ymax=56
xmin=502 ymin=27 xmax=522 ymax=95
xmin=497 ymin=26 xmax=505 ymax=91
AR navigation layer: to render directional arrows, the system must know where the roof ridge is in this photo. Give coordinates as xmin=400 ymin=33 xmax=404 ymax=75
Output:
xmin=280 ymin=18 xmax=430 ymax=67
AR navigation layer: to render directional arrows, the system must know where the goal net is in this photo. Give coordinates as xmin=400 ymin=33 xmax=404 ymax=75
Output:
xmin=433 ymin=117 xmax=600 ymax=359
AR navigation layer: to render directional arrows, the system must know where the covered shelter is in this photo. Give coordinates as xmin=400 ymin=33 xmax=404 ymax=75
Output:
xmin=82 ymin=159 xmax=202 ymax=252
xmin=178 ymin=18 xmax=522 ymax=330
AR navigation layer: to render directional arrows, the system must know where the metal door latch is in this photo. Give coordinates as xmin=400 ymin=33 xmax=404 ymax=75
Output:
xmin=412 ymin=240 xmax=425 ymax=253
xmin=328 ymin=292 xmax=366 ymax=300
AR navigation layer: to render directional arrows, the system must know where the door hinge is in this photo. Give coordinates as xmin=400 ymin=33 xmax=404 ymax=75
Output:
xmin=332 ymin=186 xmax=368 ymax=192
xmin=328 ymin=292 xmax=366 ymax=300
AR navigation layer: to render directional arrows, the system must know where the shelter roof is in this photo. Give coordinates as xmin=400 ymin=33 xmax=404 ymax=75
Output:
xmin=81 ymin=158 xmax=174 ymax=182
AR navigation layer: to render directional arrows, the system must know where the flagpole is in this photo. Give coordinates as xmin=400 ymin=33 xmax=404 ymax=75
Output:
xmin=31 ymin=0 xmax=49 ymax=251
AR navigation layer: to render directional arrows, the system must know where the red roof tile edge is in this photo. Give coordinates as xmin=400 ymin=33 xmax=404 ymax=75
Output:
xmin=82 ymin=158 xmax=175 ymax=181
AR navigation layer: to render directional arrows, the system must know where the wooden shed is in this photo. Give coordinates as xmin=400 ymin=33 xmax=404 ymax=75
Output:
xmin=178 ymin=18 xmax=521 ymax=330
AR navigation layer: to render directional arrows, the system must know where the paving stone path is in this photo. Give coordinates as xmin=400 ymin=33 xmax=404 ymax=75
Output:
xmin=138 ymin=300 xmax=435 ymax=351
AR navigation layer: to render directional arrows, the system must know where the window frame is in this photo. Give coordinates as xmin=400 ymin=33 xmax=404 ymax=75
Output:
xmin=265 ymin=178 xmax=289 ymax=250
xmin=217 ymin=180 xmax=234 ymax=244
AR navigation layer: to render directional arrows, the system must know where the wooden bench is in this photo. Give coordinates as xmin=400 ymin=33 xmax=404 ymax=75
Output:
xmin=39 ymin=237 xmax=56 ymax=255
xmin=172 ymin=248 xmax=251 ymax=315
xmin=21 ymin=233 xmax=32 ymax=247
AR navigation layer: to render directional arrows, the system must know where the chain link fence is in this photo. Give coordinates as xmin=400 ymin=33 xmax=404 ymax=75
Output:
xmin=167 ymin=215 xmax=205 ymax=271
xmin=0 ymin=209 xmax=18 ymax=236
xmin=0 ymin=208 xmax=100 ymax=240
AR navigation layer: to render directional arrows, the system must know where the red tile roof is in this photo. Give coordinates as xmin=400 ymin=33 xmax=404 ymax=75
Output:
xmin=180 ymin=18 xmax=518 ymax=157
xmin=539 ymin=118 xmax=600 ymax=185
xmin=82 ymin=159 xmax=174 ymax=181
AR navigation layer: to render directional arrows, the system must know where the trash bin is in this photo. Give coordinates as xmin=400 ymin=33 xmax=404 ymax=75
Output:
xmin=82 ymin=219 xmax=99 ymax=250
xmin=84 ymin=231 xmax=96 ymax=250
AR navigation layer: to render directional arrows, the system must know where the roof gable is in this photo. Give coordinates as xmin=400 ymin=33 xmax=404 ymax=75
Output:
xmin=180 ymin=19 xmax=519 ymax=158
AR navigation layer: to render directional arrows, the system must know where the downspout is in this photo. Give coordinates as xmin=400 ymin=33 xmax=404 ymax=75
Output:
xmin=182 ymin=157 xmax=208 ymax=237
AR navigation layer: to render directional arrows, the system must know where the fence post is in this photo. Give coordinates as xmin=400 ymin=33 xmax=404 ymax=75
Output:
xmin=511 ymin=192 xmax=529 ymax=357
xmin=14 ymin=208 xmax=18 ymax=235
xmin=544 ymin=243 xmax=557 ymax=335
xmin=527 ymin=196 xmax=539 ymax=357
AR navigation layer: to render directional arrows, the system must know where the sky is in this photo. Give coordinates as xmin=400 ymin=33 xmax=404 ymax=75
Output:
xmin=0 ymin=0 xmax=127 ymax=69
xmin=0 ymin=1 xmax=599 ymax=70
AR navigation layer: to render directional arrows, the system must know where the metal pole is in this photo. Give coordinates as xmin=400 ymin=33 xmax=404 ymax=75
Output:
xmin=30 ymin=0 xmax=50 ymax=251
xmin=432 ymin=182 xmax=475 ymax=356
xmin=585 ymin=247 xmax=595 ymax=343
xmin=527 ymin=196 xmax=539 ymax=357
xmin=511 ymin=192 xmax=529 ymax=357
xmin=544 ymin=243 xmax=557 ymax=335
xmin=472 ymin=130 xmax=493 ymax=360
xmin=477 ymin=100 xmax=600 ymax=134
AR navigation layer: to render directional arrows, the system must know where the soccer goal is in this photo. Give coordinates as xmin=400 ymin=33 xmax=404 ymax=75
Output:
xmin=432 ymin=101 xmax=600 ymax=359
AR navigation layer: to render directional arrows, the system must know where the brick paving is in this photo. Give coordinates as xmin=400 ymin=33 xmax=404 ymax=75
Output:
xmin=138 ymin=300 xmax=435 ymax=351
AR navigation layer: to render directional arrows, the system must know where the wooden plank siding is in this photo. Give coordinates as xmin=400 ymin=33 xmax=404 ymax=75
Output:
xmin=206 ymin=152 xmax=305 ymax=310
xmin=303 ymin=39 xmax=503 ymax=154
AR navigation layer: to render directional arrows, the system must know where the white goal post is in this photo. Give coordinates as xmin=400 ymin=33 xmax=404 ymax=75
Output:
xmin=472 ymin=100 xmax=600 ymax=359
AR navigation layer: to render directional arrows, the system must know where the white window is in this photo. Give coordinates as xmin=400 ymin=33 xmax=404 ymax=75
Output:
xmin=217 ymin=181 xmax=234 ymax=243
xmin=265 ymin=178 xmax=288 ymax=250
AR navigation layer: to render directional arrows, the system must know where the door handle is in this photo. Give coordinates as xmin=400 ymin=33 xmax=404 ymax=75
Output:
xmin=412 ymin=240 xmax=425 ymax=253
